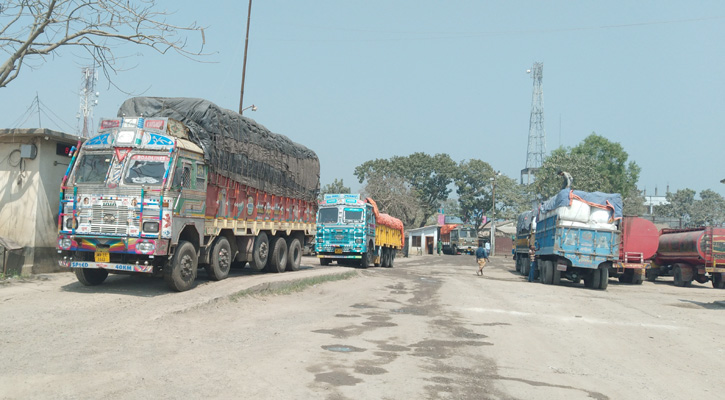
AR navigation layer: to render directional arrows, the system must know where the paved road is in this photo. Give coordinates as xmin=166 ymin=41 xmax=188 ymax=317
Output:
xmin=0 ymin=254 xmax=723 ymax=399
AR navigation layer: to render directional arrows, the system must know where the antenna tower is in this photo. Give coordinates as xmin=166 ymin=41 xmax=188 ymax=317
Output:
xmin=77 ymin=66 xmax=100 ymax=138
xmin=521 ymin=62 xmax=546 ymax=185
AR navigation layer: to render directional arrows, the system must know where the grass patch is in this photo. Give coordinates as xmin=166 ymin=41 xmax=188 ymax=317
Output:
xmin=229 ymin=271 xmax=359 ymax=301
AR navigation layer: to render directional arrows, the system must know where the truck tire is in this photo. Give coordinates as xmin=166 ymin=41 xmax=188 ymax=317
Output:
xmin=267 ymin=237 xmax=288 ymax=273
xmin=541 ymin=260 xmax=553 ymax=284
xmin=164 ymin=240 xmax=198 ymax=292
xmin=286 ymin=237 xmax=302 ymax=271
xmin=552 ymin=263 xmax=561 ymax=285
xmin=320 ymin=258 xmax=331 ymax=266
xmin=598 ymin=268 xmax=609 ymax=290
xmin=207 ymin=237 xmax=231 ymax=281
xmin=389 ymin=250 xmax=396 ymax=268
xmin=590 ymin=268 xmax=601 ymax=290
xmin=673 ymin=264 xmax=684 ymax=287
xmin=522 ymin=259 xmax=530 ymax=277
xmin=249 ymin=232 xmax=269 ymax=271
xmin=712 ymin=273 xmax=725 ymax=289
xmin=359 ymin=247 xmax=371 ymax=269
xmin=75 ymin=268 xmax=108 ymax=286
xmin=679 ymin=265 xmax=694 ymax=287
xmin=646 ymin=269 xmax=658 ymax=282
xmin=619 ymin=270 xmax=633 ymax=284
xmin=381 ymin=248 xmax=389 ymax=268
xmin=451 ymin=245 xmax=458 ymax=255
xmin=515 ymin=257 xmax=521 ymax=273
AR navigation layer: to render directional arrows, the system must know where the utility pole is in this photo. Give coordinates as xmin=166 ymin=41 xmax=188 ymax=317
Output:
xmin=490 ymin=171 xmax=500 ymax=256
xmin=239 ymin=0 xmax=253 ymax=114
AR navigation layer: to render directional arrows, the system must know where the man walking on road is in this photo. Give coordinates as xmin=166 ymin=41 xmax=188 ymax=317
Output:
xmin=475 ymin=242 xmax=488 ymax=276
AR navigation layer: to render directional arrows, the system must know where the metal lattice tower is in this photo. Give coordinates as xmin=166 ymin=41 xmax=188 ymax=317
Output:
xmin=521 ymin=62 xmax=546 ymax=185
xmin=77 ymin=66 xmax=100 ymax=138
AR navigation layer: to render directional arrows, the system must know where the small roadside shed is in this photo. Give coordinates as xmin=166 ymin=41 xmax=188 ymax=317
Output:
xmin=405 ymin=225 xmax=440 ymax=256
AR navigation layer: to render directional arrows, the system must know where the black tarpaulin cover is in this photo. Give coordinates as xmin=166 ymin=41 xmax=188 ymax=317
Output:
xmin=118 ymin=97 xmax=320 ymax=202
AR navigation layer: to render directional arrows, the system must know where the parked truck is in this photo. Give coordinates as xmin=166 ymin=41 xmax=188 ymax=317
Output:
xmin=513 ymin=209 xmax=536 ymax=276
xmin=535 ymin=189 xmax=623 ymax=290
xmin=316 ymin=194 xmax=404 ymax=268
xmin=439 ymin=223 xmax=478 ymax=255
xmin=610 ymin=216 xmax=659 ymax=284
xmin=647 ymin=227 xmax=725 ymax=288
xmin=57 ymin=97 xmax=319 ymax=291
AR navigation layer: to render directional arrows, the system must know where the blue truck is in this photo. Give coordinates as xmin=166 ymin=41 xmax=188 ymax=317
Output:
xmin=316 ymin=194 xmax=404 ymax=268
xmin=534 ymin=189 xmax=623 ymax=290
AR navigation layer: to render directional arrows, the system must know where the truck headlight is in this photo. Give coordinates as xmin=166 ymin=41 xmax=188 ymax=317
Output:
xmin=143 ymin=221 xmax=159 ymax=233
xmin=136 ymin=241 xmax=156 ymax=254
xmin=355 ymin=239 xmax=363 ymax=244
xmin=58 ymin=237 xmax=72 ymax=250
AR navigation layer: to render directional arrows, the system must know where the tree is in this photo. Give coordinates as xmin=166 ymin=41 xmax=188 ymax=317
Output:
xmin=319 ymin=178 xmax=350 ymax=201
xmin=454 ymin=159 xmax=494 ymax=230
xmin=654 ymin=189 xmax=696 ymax=227
xmin=361 ymin=172 xmax=422 ymax=229
xmin=622 ymin=187 xmax=646 ymax=217
xmin=0 ymin=0 xmax=206 ymax=88
xmin=534 ymin=134 xmax=641 ymax=203
xmin=355 ymin=152 xmax=456 ymax=227
xmin=690 ymin=189 xmax=725 ymax=227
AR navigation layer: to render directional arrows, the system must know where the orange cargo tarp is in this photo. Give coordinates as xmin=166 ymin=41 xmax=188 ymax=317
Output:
xmin=366 ymin=198 xmax=405 ymax=247
xmin=440 ymin=224 xmax=458 ymax=235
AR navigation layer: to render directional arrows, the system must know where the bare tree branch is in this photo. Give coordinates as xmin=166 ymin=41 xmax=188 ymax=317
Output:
xmin=0 ymin=0 xmax=209 ymax=88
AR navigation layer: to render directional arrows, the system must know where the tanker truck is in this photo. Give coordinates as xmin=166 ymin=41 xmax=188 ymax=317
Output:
xmin=316 ymin=194 xmax=404 ymax=268
xmin=609 ymin=216 xmax=660 ymax=285
xmin=535 ymin=189 xmax=622 ymax=290
xmin=57 ymin=97 xmax=319 ymax=291
xmin=648 ymin=227 xmax=725 ymax=288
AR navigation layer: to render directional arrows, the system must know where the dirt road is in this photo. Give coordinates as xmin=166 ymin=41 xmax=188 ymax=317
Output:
xmin=1 ymin=255 xmax=723 ymax=399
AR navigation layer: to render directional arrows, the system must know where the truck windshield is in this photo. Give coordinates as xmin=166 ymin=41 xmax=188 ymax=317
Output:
xmin=74 ymin=153 xmax=112 ymax=184
xmin=343 ymin=208 xmax=364 ymax=222
xmin=318 ymin=207 xmax=339 ymax=224
xmin=124 ymin=154 xmax=169 ymax=185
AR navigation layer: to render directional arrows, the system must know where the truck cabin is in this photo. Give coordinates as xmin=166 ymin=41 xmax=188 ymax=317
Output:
xmin=317 ymin=194 xmax=374 ymax=227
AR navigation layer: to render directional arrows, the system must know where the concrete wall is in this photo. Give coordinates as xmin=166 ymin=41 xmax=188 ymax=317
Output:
xmin=0 ymin=132 xmax=79 ymax=274
xmin=405 ymin=225 xmax=439 ymax=256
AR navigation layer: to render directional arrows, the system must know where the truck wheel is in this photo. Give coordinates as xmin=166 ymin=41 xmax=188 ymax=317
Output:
xmin=598 ymin=268 xmax=609 ymax=290
xmin=646 ymin=269 xmax=658 ymax=282
xmin=673 ymin=264 xmax=684 ymax=287
xmin=552 ymin=264 xmax=561 ymax=285
xmin=389 ymin=250 xmax=395 ymax=268
xmin=249 ymin=232 xmax=269 ymax=271
xmin=164 ymin=241 xmax=198 ymax=292
xmin=286 ymin=237 xmax=302 ymax=271
xmin=380 ymin=248 xmax=389 ymax=268
xmin=522 ymin=259 xmax=530 ymax=277
xmin=712 ymin=273 xmax=725 ymax=289
xmin=75 ymin=268 xmax=109 ymax=286
xmin=359 ymin=248 xmax=371 ymax=269
xmin=679 ymin=265 xmax=694 ymax=287
xmin=515 ymin=257 xmax=521 ymax=273
xmin=207 ymin=237 xmax=231 ymax=281
xmin=451 ymin=245 xmax=458 ymax=255
xmin=541 ymin=261 xmax=553 ymax=284
xmin=267 ymin=237 xmax=288 ymax=273
xmin=590 ymin=268 xmax=601 ymax=290
xmin=320 ymin=258 xmax=331 ymax=266
xmin=619 ymin=270 xmax=633 ymax=284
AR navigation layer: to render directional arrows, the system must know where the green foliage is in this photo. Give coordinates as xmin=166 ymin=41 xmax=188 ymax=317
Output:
xmin=654 ymin=189 xmax=695 ymax=226
xmin=355 ymin=152 xmax=456 ymax=227
xmin=319 ymin=178 xmax=351 ymax=201
xmin=454 ymin=159 xmax=495 ymax=228
xmin=657 ymin=188 xmax=725 ymax=227
xmin=622 ymin=187 xmax=646 ymax=217
xmin=534 ymin=134 xmax=640 ymax=204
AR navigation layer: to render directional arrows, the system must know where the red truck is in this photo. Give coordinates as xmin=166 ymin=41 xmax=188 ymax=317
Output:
xmin=648 ymin=227 xmax=725 ymax=288
xmin=610 ymin=217 xmax=660 ymax=284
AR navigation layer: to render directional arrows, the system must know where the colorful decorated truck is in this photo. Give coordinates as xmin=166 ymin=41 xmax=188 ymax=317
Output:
xmin=648 ymin=227 xmax=725 ymax=288
xmin=513 ymin=209 xmax=536 ymax=276
xmin=535 ymin=189 xmax=623 ymax=290
xmin=57 ymin=97 xmax=319 ymax=291
xmin=439 ymin=224 xmax=478 ymax=255
xmin=316 ymin=194 xmax=404 ymax=268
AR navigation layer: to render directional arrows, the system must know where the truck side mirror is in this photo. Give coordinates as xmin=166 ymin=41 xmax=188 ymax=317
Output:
xmin=172 ymin=167 xmax=183 ymax=188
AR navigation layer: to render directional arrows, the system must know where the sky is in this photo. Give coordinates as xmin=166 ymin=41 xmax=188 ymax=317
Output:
xmin=2 ymin=0 xmax=724 ymax=198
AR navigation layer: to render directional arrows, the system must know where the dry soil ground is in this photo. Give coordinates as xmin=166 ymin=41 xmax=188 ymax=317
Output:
xmin=0 ymin=254 xmax=723 ymax=399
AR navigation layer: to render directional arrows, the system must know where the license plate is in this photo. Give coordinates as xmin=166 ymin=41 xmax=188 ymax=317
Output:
xmin=95 ymin=251 xmax=110 ymax=262
xmin=334 ymin=248 xmax=343 ymax=254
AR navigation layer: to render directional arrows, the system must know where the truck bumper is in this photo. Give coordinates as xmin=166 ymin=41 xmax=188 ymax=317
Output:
xmin=59 ymin=258 xmax=154 ymax=273
xmin=318 ymin=252 xmax=362 ymax=259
